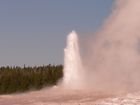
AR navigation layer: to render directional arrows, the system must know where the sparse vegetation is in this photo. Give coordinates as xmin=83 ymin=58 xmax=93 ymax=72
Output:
xmin=0 ymin=64 xmax=63 ymax=94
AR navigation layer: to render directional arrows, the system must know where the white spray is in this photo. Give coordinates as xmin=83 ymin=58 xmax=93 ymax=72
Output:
xmin=63 ymin=31 xmax=84 ymax=89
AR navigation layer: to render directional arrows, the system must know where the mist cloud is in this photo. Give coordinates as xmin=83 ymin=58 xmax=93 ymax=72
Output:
xmin=83 ymin=0 xmax=140 ymax=93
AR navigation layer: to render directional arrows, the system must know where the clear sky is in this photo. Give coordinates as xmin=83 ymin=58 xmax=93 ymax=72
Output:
xmin=0 ymin=0 xmax=113 ymax=66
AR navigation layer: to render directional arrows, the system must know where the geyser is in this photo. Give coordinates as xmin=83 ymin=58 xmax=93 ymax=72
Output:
xmin=63 ymin=0 xmax=140 ymax=93
xmin=63 ymin=31 xmax=84 ymax=89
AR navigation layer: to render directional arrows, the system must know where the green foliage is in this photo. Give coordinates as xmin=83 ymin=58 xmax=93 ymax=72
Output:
xmin=0 ymin=64 xmax=63 ymax=94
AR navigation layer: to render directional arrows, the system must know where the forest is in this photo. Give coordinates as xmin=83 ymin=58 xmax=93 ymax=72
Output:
xmin=0 ymin=64 xmax=63 ymax=94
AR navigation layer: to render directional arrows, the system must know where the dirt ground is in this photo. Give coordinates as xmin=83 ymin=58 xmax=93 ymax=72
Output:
xmin=0 ymin=87 xmax=139 ymax=105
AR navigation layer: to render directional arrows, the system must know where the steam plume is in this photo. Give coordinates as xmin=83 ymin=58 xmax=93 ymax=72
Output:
xmin=85 ymin=0 xmax=140 ymax=93
xmin=62 ymin=0 xmax=140 ymax=94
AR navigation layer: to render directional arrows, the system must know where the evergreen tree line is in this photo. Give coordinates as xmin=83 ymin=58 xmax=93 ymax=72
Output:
xmin=0 ymin=64 xmax=63 ymax=94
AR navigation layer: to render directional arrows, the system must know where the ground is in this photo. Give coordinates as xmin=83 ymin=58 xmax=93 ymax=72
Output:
xmin=0 ymin=87 xmax=140 ymax=105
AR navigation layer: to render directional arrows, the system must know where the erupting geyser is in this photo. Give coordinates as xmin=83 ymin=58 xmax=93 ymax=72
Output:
xmin=63 ymin=31 xmax=84 ymax=89
xmin=63 ymin=0 xmax=140 ymax=93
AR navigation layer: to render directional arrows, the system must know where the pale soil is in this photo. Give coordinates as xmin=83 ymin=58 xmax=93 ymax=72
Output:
xmin=0 ymin=87 xmax=139 ymax=105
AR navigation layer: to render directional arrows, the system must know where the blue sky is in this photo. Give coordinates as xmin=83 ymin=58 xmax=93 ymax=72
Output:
xmin=0 ymin=0 xmax=113 ymax=66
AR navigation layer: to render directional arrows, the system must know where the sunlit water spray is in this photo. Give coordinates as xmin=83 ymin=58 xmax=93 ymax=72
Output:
xmin=63 ymin=31 xmax=84 ymax=89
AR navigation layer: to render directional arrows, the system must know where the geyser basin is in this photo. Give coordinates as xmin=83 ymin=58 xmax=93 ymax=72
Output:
xmin=1 ymin=0 xmax=140 ymax=104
